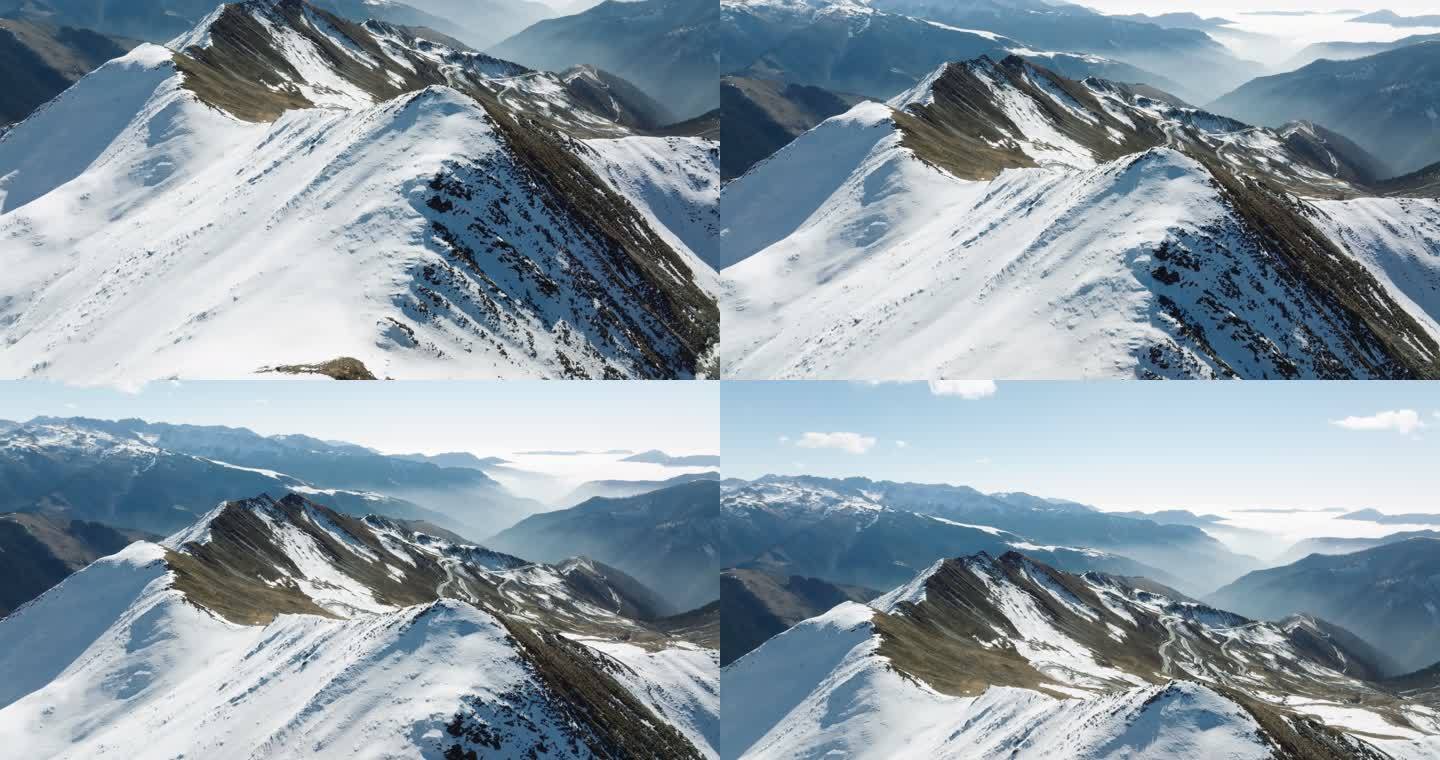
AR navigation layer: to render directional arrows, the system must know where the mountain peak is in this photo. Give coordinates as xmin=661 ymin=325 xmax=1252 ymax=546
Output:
xmin=869 ymin=558 xmax=945 ymax=612
xmin=728 ymin=559 xmax=1397 ymax=759
xmin=2 ymin=502 xmax=718 ymax=757
xmin=148 ymin=491 xmax=694 ymax=636
xmin=858 ymin=549 xmax=1405 ymax=712
xmin=2 ymin=0 xmax=720 ymax=382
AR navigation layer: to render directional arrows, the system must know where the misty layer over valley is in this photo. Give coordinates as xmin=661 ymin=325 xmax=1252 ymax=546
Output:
xmin=0 ymin=407 xmax=722 ymax=758
xmin=718 ymin=0 xmax=1440 ymax=379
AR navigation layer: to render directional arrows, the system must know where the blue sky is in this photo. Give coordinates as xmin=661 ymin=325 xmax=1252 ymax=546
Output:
xmin=722 ymin=381 xmax=1440 ymax=512
xmin=0 ymin=381 xmax=718 ymax=457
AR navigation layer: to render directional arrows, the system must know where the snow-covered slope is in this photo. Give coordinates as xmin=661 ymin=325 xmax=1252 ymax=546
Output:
xmin=579 ymin=135 xmax=722 ymax=282
xmin=0 ymin=494 xmax=718 ymax=758
xmin=1307 ymin=197 xmax=1440 ymax=342
xmin=724 ymin=610 xmax=1278 ymax=760
xmin=0 ymin=0 xmax=718 ymax=383
xmin=721 ymin=552 xmax=1438 ymax=759
xmin=719 ymin=56 xmax=1440 ymax=379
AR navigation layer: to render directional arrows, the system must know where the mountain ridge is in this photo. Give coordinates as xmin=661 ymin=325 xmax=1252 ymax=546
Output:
xmin=1 ymin=0 xmax=720 ymax=382
xmin=720 ymin=55 xmax=1440 ymax=380
xmin=0 ymin=491 xmax=719 ymax=757
xmin=721 ymin=551 xmax=1435 ymax=759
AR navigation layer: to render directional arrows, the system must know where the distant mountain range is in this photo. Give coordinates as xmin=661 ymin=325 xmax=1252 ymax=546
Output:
xmin=556 ymin=471 xmax=719 ymax=507
xmin=1349 ymin=9 xmax=1440 ymax=27
xmin=491 ymin=0 xmax=719 ymax=120
xmin=720 ymin=0 xmax=1186 ymax=104
xmin=393 ymin=452 xmax=511 ymax=469
xmin=720 ymin=75 xmax=864 ymax=179
xmin=0 ymin=0 xmax=557 ymax=50
xmin=0 ymin=510 xmax=154 ymax=615
xmin=1282 ymin=32 xmax=1440 ymax=70
xmin=0 ymin=492 xmax=718 ymax=757
xmin=1339 ymin=508 xmax=1440 ymax=525
xmin=1210 ymin=537 xmax=1440 ymax=674
xmin=1275 ymin=528 xmax=1440 ymax=565
xmin=1108 ymin=12 xmax=1234 ymax=31
xmin=0 ymin=416 xmax=541 ymax=537
xmin=1104 ymin=509 xmax=1277 ymax=558
xmin=396 ymin=0 xmax=556 ymax=49
xmin=861 ymin=0 xmax=1259 ymax=102
xmin=0 ymin=17 xmax=135 ymax=125
xmin=488 ymin=480 xmax=723 ymax=610
xmin=720 ymin=567 xmax=874 ymax=665
xmin=1211 ymin=41 xmax=1440 ymax=176
xmin=622 ymin=449 xmax=722 ymax=466
xmin=0 ymin=0 xmax=232 ymax=40
xmin=720 ymin=475 xmax=1260 ymax=596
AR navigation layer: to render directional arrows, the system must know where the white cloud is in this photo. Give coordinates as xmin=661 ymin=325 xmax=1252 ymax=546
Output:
xmin=796 ymin=431 xmax=877 ymax=454
xmin=928 ymin=380 xmax=997 ymax=399
xmin=895 ymin=440 xmax=908 ymax=448
xmin=778 ymin=435 xmax=790 ymax=444
xmin=975 ymin=457 xmax=993 ymax=466
xmin=1331 ymin=409 xmax=1426 ymax=435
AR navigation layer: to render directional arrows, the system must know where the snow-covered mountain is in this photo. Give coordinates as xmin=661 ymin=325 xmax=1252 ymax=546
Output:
xmin=720 ymin=55 xmax=1440 ymax=379
xmin=0 ymin=0 xmax=719 ymax=383
xmin=0 ymin=416 xmax=539 ymax=537
xmin=722 ymin=551 xmax=1440 ymax=759
xmin=0 ymin=492 xmax=719 ymax=758
xmin=720 ymin=475 xmax=1259 ymax=595
xmin=489 ymin=480 xmax=723 ymax=611
xmin=861 ymin=0 xmax=1259 ymax=103
xmin=0 ymin=0 xmax=481 ymax=45
xmin=556 ymin=470 xmax=719 ymax=507
xmin=719 ymin=0 xmax=1179 ymax=104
